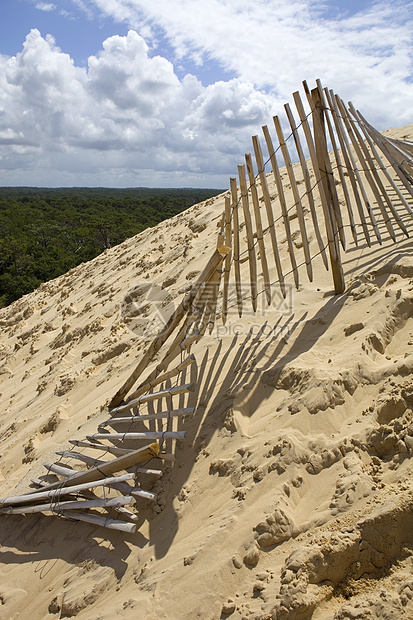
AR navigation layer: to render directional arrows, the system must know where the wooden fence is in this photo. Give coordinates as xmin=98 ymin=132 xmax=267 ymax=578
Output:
xmin=110 ymin=78 xmax=413 ymax=407
xmin=1 ymin=79 xmax=412 ymax=533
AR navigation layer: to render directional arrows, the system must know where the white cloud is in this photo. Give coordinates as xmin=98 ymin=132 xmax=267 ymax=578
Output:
xmin=35 ymin=2 xmax=56 ymax=11
xmin=88 ymin=0 xmax=413 ymax=127
xmin=0 ymin=29 xmax=279 ymax=186
xmin=1 ymin=0 xmax=412 ymax=187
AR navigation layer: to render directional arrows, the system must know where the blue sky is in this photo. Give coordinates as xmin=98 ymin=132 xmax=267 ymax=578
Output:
xmin=1 ymin=0 xmax=129 ymax=67
xmin=0 ymin=0 xmax=412 ymax=187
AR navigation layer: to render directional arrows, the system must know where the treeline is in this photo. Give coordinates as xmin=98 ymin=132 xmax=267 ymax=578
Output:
xmin=0 ymin=187 xmax=223 ymax=307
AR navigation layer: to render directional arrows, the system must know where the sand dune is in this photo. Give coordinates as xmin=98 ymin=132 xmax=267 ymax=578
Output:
xmin=1 ymin=124 xmax=413 ymax=619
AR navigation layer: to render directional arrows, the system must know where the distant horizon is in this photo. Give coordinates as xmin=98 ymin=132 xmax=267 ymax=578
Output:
xmin=0 ymin=185 xmax=226 ymax=192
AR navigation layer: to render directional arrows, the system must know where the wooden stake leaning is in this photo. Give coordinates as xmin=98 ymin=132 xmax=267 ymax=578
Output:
xmin=156 ymin=331 xmax=200 ymax=374
xmin=346 ymin=101 xmax=404 ymax=239
xmin=55 ymin=451 xmax=106 ymax=467
xmin=43 ymin=462 xmax=77 ymax=477
xmin=217 ymin=213 xmax=225 ymax=248
xmin=44 ymin=461 xmax=161 ymax=478
xmin=0 ymin=473 xmax=136 ymax=507
xmin=348 ymin=104 xmax=412 ymax=227
xmin=230 ymin=176 xmax=243 ymax=317
xmin=55 ymin=484 xmax=145 ymax=520
xmin=381 ymin=137 xmax=413 ymax=179
xmin=24 ymin=443 xmax=160 ymax=496
xmin=100 ymin=407 xmax=195 ymax=427
xmin=283 ymin=103 xmax=329 ymax=266
xmin=355 ymin=110 xmax=413 ymax=206
xmin=316 ymin=88 xmax=358 ymax=245
xmin=104 ymin=479 xmax=156 ymax=501
xmin=273 ymin=115 xmax=313 ymax=282
xmin=245 ymin=152 xmax=271 ymax=305
xmin=238 ymin=163 xmax=258 ymax=311
xmin=222 ymin=194 xmax=233 ymax=324
xmin=387 ymin=137 xmax=413 ymax=157
xmin=89 ymin=431 xmax=186 ymax=441
xmin=309 ymin=82 xmax=347 ymax=250
xmin=63 ymin=511 xmax=138 ymax=534
xmin=332 ymin=94 xmax=382 ymax=244
xmin=195 ymin=230 xmax=225 ymax=336
xmin=109 ymin=246 xmax=229 ymax=408
xmin=307 ymin=84 xmax=345 ymax=294
xmin=126 ymin=355 xmax=196 ymax=404
xmin=324 ymin=88 xmax=371 ymax=246
xmin=164 ymin=282 xmax=212 ymax=351
xmin=110 ymin=384 xmax=195 ymax=415
xmin=156 ymin=247 xmax=226 ymax=367
xmin=305 ymin=84 xmax=346 ymax=251
xmin=259 ymin=128 xmax=293 ymax=291
xmin=292 ymin=89 xmax=344 ymax=292
xmin=0 ymin=496 xmax=134 ymax=515
xmin=204 ymin=266 xmax=223 ymax=335
xmin=336 ymin=96 xmax=393 ymax=242
xmin=40 ymin=475 xmax=157 ymax=502
xmin=69 ymin=440 xmax=132 ymax=456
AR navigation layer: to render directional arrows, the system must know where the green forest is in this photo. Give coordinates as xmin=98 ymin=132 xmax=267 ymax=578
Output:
xmin=0 ymin=187 xmax=223 ymax=307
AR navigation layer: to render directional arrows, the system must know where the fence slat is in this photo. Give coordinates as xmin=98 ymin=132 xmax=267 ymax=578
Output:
xmin=197 ymin=264 xmax=223 ymax=336
xmin=317 ymin=88 xmax=358 ymax=245
xmin=324 ymin=88 xmax=372 ymax=246
xmin=43 ymin=462 xmax=77 ymax=477
xmin=230 ymin=176 xmax=243 ymax=316
xmin=260 ymin=127 xmax=296 ymax=290
xmin=69 ymin=440 xmax=132 ymax=456
xmin=382 ymin=138 xmax=413 ymax=178
xmin=0 ymin=496 xmax=133 ymax=515
xmin=354 ymin=110 xmax=413 ymax=209
xmin=273 ymin=115 xmax=313 ymax=282
xmin=332 ymin=93 xmax=382 ymax=244
xmin=387 ymin=137 xmax=413 ymax=157
xmin=61 ymin=511 xmax=138 ymax=534
xmin=283 ymin=103 xmax=329 ymax=267
xmin=348 ymin=104 xmax=412 ymax=229
xmin=305 ymin=83 xmax=346 ymax=251
xmin=89 ymin=431 xmax=186 ymax=441
xmin=56 ymin=451 xmax=107 ymax=467
xmin=152 ymin=276 xmax=215 ymax=373
xmin=336 ymin=96 xmax=392 ymax=242
xmin=125 ymin=355 xmax=196 ymax=404
xmin=157 ymin=331 xmax=200 ymax=375
xmin=101 ymin=407 xmax=195 ymax=427
xmin=245 ymin=152 xmax=271 ymax=305
xmin=345 ymin=100 xmax=401 ymax=240
xmin=222 ymin=194 xmax=232 ymax=324
xmin=110 ymin=384 xmax=194 ymax=415
xmin=238 ymin=163 xmax=258 ymax=311
xmin=23 ymin=444 xmax=160 ymax=496
xmin=292 ymin=90 xmax=345 ymax=293
xmin=217 ymin=213 xmax=225 ymax=248
xmin=0 ymin=473 xmax=136 ymax=507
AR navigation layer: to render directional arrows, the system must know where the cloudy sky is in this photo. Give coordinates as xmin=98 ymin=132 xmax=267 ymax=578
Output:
xmin=0 ymin=0 xmax=412 ymax=188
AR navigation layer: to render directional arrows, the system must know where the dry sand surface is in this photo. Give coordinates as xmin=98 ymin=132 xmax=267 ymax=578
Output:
xmin=0 ymin=124 xmax=413 ymax=620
